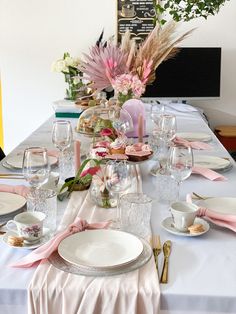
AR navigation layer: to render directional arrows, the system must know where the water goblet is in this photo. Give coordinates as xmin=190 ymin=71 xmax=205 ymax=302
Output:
xmin=168 ymin=145 xmax=193 ymax=200
xmin=52 ymin=120 xmax=73 ymax=178
xmin=105 ymin=160 xmax=132 ymax=229
xmin=22 ymin=146 xmax=50 ymax=210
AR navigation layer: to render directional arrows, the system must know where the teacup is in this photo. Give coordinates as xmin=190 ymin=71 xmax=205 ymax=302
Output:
xmin=170 ymin=201 xmax=199 ymax=232
xmin=6 ymin=211 xmax=46 ymax=243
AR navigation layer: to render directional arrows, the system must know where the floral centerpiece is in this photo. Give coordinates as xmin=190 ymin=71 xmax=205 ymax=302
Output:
xmin=80 ymin=22 xmax=193 ymax=104
xmin=52 ymin=52 xmax=86 ymax=101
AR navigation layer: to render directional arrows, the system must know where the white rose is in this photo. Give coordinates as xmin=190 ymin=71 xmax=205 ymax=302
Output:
xmin=64 ymin=56 xmax=75 ymax=67
xmin=54 ymin=60 xmax=68 ymax=73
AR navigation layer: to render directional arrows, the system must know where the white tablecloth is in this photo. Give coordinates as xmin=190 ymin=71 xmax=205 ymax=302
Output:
xmin=1 ymin=107 xmax=236 ymax=314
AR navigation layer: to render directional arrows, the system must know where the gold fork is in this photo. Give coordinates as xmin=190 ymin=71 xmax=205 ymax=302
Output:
xmin=151 ymin=235 xmax=162 ymax=277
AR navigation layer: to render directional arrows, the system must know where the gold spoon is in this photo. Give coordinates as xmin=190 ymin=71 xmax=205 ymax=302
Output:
xmin=160 ymin=240 xmax=172 ymax=284
xmin=192 ymin=192 xmax=212 ymax=200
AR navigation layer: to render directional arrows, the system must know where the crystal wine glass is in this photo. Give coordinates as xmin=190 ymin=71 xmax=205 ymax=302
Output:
xmin=105 ymin=160 xmax=132 ymax=229
xmin=155 ymin=114 xmax=177 ymax=142
xmin=168 ymin=145 xmax=193 ymax=200
xmin=52 ymin=120 xmax=73 ymax=178
xmin=23 ymin=146 xmax=50 ymax=210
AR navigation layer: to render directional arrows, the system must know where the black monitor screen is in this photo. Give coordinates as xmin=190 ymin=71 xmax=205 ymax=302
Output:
xmin=143 ymin=47 xmax=221 ymax=99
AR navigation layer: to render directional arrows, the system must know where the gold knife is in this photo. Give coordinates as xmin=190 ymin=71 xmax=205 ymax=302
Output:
xmin=160 ymin=240 xmax=172 ymax=284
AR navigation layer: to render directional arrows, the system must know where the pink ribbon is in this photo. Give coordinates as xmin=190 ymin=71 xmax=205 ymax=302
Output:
xmin=192 ymin=166 xmax=227 ymax=181
xmin=10 ymin=217 xmax=110 ymax=268
xmin=0 ymin=184 xmax=30 ymax=198
xmin=174 ymin=137 xmax=212 ymax=150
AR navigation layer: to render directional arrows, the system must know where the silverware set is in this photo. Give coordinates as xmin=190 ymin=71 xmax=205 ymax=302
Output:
xmin=0 ymin=173 xmax=24 ymax=180
xmin=151 ymin=235 xmax=172 ymax=284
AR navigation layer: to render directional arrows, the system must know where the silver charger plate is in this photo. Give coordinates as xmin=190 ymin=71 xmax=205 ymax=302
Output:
xmin=48 ymin=238 xmax=152 ymax=277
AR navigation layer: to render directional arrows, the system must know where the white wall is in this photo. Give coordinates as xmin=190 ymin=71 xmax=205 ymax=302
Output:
xmin=0 ymin=0 xmax=235 ymax=154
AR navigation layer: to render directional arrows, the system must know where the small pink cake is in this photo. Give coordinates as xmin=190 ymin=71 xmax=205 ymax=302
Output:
xmin=125 ymin=143 xmax=152 ymax=161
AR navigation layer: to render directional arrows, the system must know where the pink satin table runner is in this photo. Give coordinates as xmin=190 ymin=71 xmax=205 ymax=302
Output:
xmin=27 ymin=166 xmax=160 ymax=314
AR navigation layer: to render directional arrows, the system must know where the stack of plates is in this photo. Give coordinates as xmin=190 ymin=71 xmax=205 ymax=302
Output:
xmin=176 ymin=132 xmax=212 ymax=142
xmin=194 ymin=155 xmax=232 ymax=172
xmin=0 ymin=192 xmax=26 ymax=222
xmin=3 ymin=153 xmax=58 ymax=170
xmin=51 ymin=229 xmax=152 ymax=276
xmin=199 ymin=197 xmax=236 ymax=215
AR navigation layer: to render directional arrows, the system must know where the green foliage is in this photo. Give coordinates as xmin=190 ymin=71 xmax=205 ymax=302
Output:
xmin=59 ymin=158 xmax=102 ymax=200
xmin=153 ymin=0 xmax=230 ymax=23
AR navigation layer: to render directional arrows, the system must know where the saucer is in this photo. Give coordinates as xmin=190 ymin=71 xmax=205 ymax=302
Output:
xmin=2 ymin=228 xmax=51 ymax=249
xmin=161 ymin=217 xmax=210 ymax=237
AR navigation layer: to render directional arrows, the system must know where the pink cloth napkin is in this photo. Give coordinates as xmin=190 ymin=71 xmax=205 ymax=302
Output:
xmin=10 ymin=217 xmax=110 ymax=268
xmin=0 ymin=184 xmax=29 ymax=198
xmin=174 ymin=136 xmax=212 ymax=150
xmin=192 ymin=166 xmax=227 ymax=181
xmin=187 ymin=194 xmax=236 ymax=232
xmin=198 ymin=207 xmax=236 ymax=232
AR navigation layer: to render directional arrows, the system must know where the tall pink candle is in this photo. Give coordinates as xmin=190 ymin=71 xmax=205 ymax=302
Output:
xmin=138 ymin=114 xmax=143 ymax=143
xmin=74 ymin=140 xmax=81 ymax=175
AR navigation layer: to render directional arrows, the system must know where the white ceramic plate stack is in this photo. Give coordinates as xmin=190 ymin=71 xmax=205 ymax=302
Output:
xmin=194 ymin=155 xmax=232 ymax=172
xmin=0 ymin=192 xmax=26 ymax=222
xmin=176 ymin=132 xmax=212 ymax=142
xmin=50 ymin=229 xmax=152 ymax=277
xmin=199 ymin=197 xmax=236 ymax=215
xmin=3 ymin=153 xmax=58 ymax=170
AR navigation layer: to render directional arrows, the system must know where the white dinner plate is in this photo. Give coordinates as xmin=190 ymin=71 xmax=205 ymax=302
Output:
xmin=6 ymin=154 xmax=58 ymax=169
xmin=0 ymin=192 xmax=26 ymax=216
xmin=161 ymin=217 xmax=210 ymax=237
xmin=58 ymin=229 xmax=143 ymax=269
xmin=2 ymin=228 xmax=50 ymax=249
xmin=199 ymin=197 xmax=236 ymax=215
xmin=176 ymin=132 xmax=212 ymax=142
xmin=194 ymin=155 xmax=231 ymax=170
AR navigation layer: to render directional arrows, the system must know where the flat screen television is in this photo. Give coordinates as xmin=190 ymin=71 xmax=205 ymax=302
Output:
xmin=142 ymin=47 xmax=221 ymax=101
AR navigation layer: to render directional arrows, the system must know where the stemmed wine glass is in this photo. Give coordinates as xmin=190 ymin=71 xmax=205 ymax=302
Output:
xmin=23 ymin=146 xmax=50 ymax=210
xmin=155 ymin=114 xmax=177 ymax=142
xmin=105 ymin=160 xmax=132 ymax=229
xmin=52 ymin=120 xmax=73 ymax=178
xmin=168 ymin=145 xmax=193 ymax=200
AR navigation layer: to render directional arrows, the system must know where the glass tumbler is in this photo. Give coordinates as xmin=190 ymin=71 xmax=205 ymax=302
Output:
xmin=27 ymin=189 xmax=57 ymax=234
xmin=119 ymin=193 xmax=152 ymax=239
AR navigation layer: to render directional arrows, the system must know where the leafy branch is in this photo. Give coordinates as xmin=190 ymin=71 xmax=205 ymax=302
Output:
xmin=153 ymin=0 xmax=230 ymax=24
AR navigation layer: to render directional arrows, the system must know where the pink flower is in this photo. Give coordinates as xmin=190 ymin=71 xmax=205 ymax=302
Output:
xmin=80 ymin=166 xmax=100 ymax=177
xmin=113 ymin=73 xmax=145 ymax=98
xmin=100 ymin=128 xmax=114 ymax=137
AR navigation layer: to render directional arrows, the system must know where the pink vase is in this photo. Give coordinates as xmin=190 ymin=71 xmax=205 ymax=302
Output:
xmin=123 ymin=99 xmax=146 ymax=137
